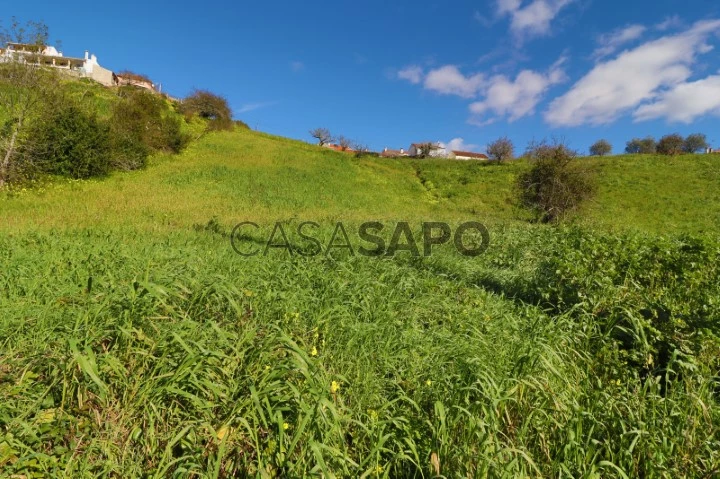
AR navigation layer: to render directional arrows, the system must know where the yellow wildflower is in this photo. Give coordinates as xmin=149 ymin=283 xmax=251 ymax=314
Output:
xmin=426 ymin=380 xmax=432 ymax=386
xmin=283 ymin=422 xmax=290 ymax=431
xmin=331 ymin=381 xmax=340 ymax=394
xmin=311 ymin=346 xmax=318 ymax=357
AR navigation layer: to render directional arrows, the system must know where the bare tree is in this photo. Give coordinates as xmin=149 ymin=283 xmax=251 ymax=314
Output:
xmin=417 ymin=142 xmax=435 ymax=158
xmin=0 ymin=17 xmax=50 ymax=46
xmin=337 ymin=136 xmax=352 ymax=151
xmin=310 ymin=128 xmax=333 ymax=146
xmin=487 ymin=136 xmax=514 ymax=163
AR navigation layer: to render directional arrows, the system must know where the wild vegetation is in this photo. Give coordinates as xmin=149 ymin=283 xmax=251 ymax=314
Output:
xmin=1 ymin=125 xmax=719 ymax=477
xmin=0 ymin=20 xmax=719 ymax=476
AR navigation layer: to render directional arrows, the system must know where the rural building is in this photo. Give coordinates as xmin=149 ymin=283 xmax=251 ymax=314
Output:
xmin=115 ymin=72 xmax=156 ymax=92
xmin=0 ymin=42 xmax=116 ymax=86
xmin=408 ymin=142 xmax=449 ymax=158
xmin=450 ymin=150 xmax=489 ymax=160
xmin=380 ymin=147 xmax=408 ymax=158
xmin=323 ymin=143 xmax=355 ymax=153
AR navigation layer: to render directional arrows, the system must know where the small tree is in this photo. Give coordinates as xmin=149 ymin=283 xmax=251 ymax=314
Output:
xmin=683 ymin=133 xmax=709 ymax=153
xmin=657 ymin=133 xmax=685 ymax=155
xmin=417 ymin=142 xmax=436 ymax=158
xmin=486 ymin=136 xmax=514 ymax=163
xmin=0 ymin=63 xmax=58 ymax=186
xmin=310 ymin=128 xmax=333 ymax=146
xmin=0 ymin=17 xmax=50 ymax=46
xmin=626 ymin=137 xmax=656 ymax=154
xmin=589 ymin=139 xmax=612 ymax=156
xmin=181 ymin=90 xmax=233 ymax=131
xmin=515 ymin=140 xmax=595 ymax=223
xmin=337 ymin=136 xmax=353 ymax=151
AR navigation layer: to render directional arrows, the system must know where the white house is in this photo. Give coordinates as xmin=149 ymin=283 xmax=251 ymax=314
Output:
xmin=0 ymin=42 xmax=116 ymax=87
xmin=408 ymin=142 xmax=449 ymax=158
xmin=449 ymin=150 xmax=489 ymax=160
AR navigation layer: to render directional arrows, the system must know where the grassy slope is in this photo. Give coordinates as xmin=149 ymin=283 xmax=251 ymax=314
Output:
xmin=1 ymin=128 xmax=718 ymax=233
xmin=1 ymin=127 xmax=719 ymax=477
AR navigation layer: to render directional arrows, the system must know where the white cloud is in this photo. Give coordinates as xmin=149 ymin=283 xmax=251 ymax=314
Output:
xmin=397 ymin=65 xmax=423 ymax=84
xmin=593 ymin=24 xmax=646 ymax=59
xmin=545 ymin=20 xmax=720 ymax=127
xmin=443 ymin=138 xmax=479 ymax=152
xmin=469 ymin=59 xmax=566 ymax=123
xmin=497 ymin=0 xmax=576 ymax=39
xmin=634 ymin=75 xmax=720 ymax=123
xmin=424 ymin=66 xmax=486 ymax=98
xmin=656 ymin=15 xmax=683 ymax=32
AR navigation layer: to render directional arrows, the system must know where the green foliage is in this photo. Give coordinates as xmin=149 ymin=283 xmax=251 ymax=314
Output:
xmin=626 ymin=136 xmax=657 ymax=154
xmin=25 ymin=99 xmax=111 ymax=179
xmin=109 ymin=88 xmax=189 ymax=170
xmin=589 ymin=138 xmax=612 ymax=156
xmin=516 ymin=141 xmax=596 ymax=223
xmin=657 ymin=133 xmax=685 ymax=156
xmin=683 ymin=133 xmax=709 ymax=153
xmin=181 ymin=89 xmax=233 ymax=131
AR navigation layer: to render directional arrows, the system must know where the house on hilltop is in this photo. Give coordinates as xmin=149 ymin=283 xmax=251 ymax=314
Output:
xmin=115 ymin=71 xmax=157 ymax=92
xmin=450 ymin=150 xmax=489 ymax=160
xmin=0 ymin=42 xmax=116 ymax=86
xmin=408 ymin=142 xmax=448 ymax=158
xmin=380 ymin=147 xmax=408 ymax=158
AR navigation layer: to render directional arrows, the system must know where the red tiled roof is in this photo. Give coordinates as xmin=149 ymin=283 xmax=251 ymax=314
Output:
xmin=452 ymin=150 xmax=488 ymax=159
xmin=325 ymin=144 xmax=355 ymax=153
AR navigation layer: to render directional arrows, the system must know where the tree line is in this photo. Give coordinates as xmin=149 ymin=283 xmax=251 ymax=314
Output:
xmin=590 ymin=133 xmax=710 ymax=156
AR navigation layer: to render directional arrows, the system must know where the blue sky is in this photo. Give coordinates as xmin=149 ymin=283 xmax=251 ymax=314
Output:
xmin=7 ymin=0 xmax=720 ymax=153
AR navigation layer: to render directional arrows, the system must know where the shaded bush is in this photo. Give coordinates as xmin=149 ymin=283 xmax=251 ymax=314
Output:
xmin=25 ymin=98 xmax=111 ymax=179
xmin=180 ymin=89 xmax=233 ymax=131
xmin=516 ymin=141 xmax=595 ymax=223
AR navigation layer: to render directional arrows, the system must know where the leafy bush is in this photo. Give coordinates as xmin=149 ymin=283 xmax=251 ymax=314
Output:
xmin=25 ymin=99 xmax=111 ymax=179
xmin=683 ymin=133 xmax=709 ymax=153
xmin=589 ymin=139 xmax=612 ymax=156
xmin=657 ymin=133 xmax=685 ymax=155
xmin=626 ymin=137 xmax=657 ymax=154
xmin=180 ymin=89 xmax=233 ymax=131
xmin=108 ymin=88 xmax=189 ymax=170
xmin=515 ymin=141 xmax=596 ymax=223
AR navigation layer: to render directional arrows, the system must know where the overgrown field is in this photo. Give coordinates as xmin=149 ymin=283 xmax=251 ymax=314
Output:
xmin=1 ymin=128 xmax=719 ymax=477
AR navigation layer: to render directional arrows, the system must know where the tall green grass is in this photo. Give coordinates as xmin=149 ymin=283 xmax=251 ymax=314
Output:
xmin=1 ymin=127 xmax=719 ymax=477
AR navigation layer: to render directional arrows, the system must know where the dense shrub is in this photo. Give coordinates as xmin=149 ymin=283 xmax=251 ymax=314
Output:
xmin=109 ymin=88 xmax=189 ymax=170
xmin=25 ymin=99 xmax=111 ymax=179
xmin=180 ymin=89 xmax=233 ymax=131
xmin=626 ymin=137 xmax=657 ymax=154
xmin=516 ymin=141 xmax=595 ymax=223
xmin=683 ymin=133 xmax=709 ymax=153
xmin=589 ymin=139 xmax=612 ymax=156
xmin=657 ymin=133 xmax=685 ymax=155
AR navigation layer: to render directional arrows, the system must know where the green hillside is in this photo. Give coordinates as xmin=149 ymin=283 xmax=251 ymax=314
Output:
xmin=1 ymin=127 xmax=719 ymax=477
xmin=2 ymin=127 xmax=718 ymax=233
